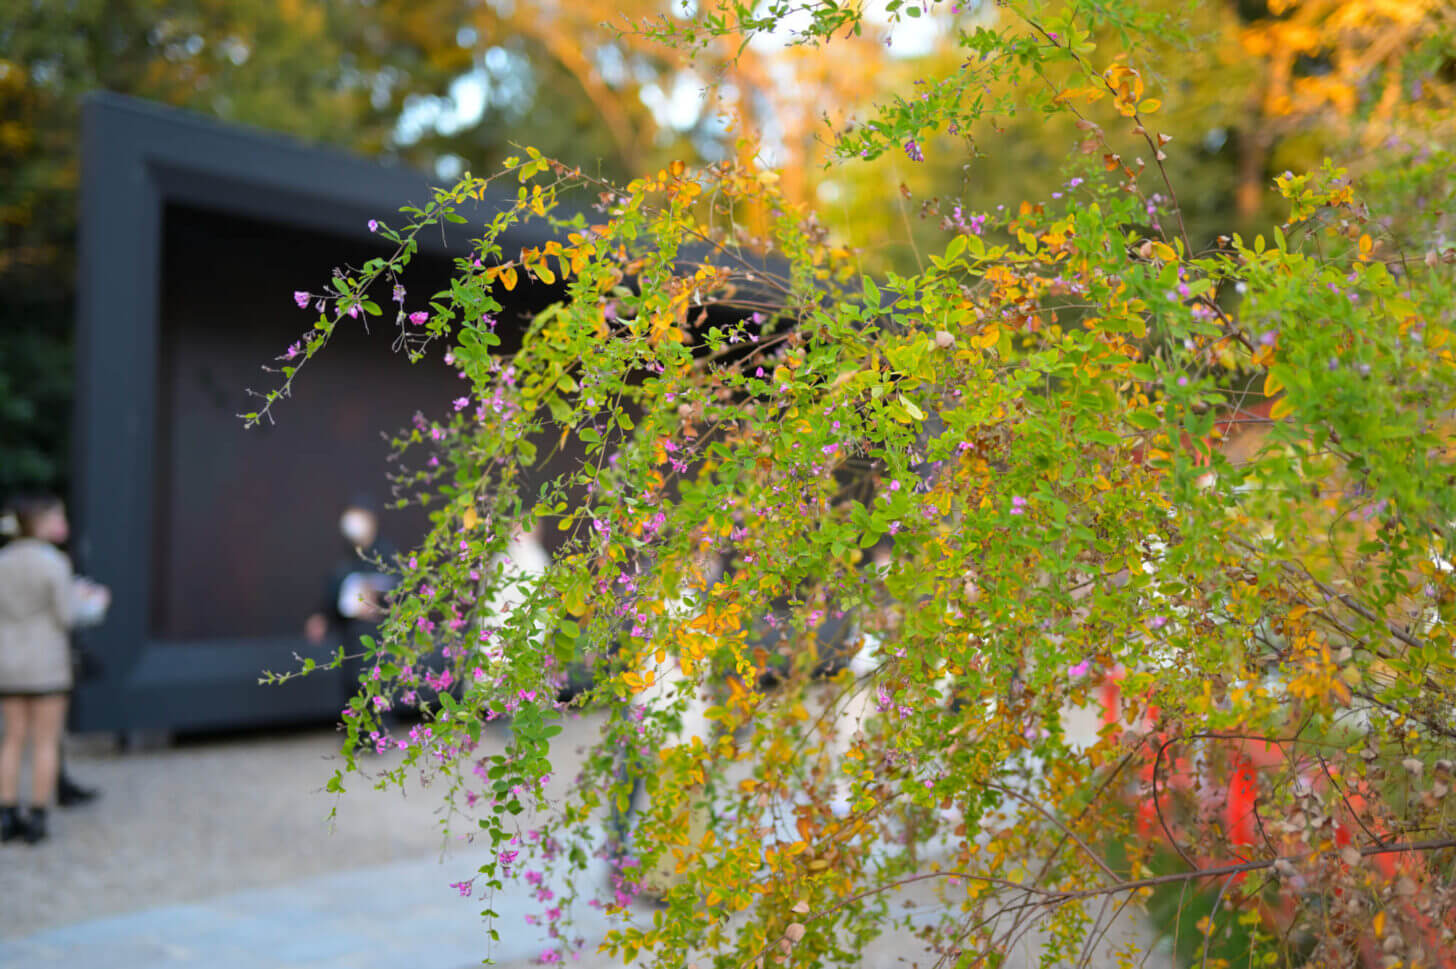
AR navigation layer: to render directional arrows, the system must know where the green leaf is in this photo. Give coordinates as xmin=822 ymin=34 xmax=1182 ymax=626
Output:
xmin=863 ymin=276 xmax=882 ymax=310
xmin=1127 ymin=410 xmax=1161 ymax=430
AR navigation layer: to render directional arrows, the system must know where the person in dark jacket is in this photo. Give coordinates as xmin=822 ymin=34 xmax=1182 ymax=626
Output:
xmin=304 ymin=498 xmax=397 ymax=715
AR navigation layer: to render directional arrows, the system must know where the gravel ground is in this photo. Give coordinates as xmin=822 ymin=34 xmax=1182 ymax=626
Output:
xmin=0 ymin=716 xmax=540 ymax=938
xmin=0 ymin=705 xmax=1170 ymax=969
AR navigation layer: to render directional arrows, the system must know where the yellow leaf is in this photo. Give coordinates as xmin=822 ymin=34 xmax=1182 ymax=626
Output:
xmin=500 ymin=266 xmax=518 ymax=291
xmin=1372 ymin=910 xmax=1385 ymax=938
xmin=1149 ymin=241 xmax=1178 ymax=262
xmin=534 ymin=262 xmax=557 ymax=285
xmin=1138 ymin=98 xmax=1161 ymax=114
xmin=670 ymin=159 xmax=686 ymax=177
xmin=1263 ymin=371 xmax=1283 ymax=398
xmin=971 ymin=323 xmax=1001 ymax=350
xmin=1270 ymin=396 xmax=1294 ymax=420
xmin=463 ymin=507 xmax=479 ymax=530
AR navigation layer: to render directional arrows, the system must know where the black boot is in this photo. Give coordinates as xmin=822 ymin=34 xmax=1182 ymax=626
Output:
xmin=0 ymin=805 xmax=22 ymax=843
xmin=21 ymin=806 xmax=47 ymax=844
xmin=57 ymin=771 xmax=100 ymax=807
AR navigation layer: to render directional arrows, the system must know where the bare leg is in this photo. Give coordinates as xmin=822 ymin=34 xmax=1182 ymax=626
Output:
xmin=1 ymin=697 xmax=31 ymax=804
xmin=28 ymin=694 xmax=68 ymax=807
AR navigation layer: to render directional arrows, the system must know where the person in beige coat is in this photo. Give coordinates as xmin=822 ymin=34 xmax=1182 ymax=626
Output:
xmin=0 ymin=495 xmax=109 ymax=844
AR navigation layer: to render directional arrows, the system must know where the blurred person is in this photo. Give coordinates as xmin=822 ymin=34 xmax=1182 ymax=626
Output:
xmin=477 ymin=518 xmax=550 ymax=665
xmin=0 ymin=495 xmax=110 ymax=844
xmin=0 ymin=508 xmax=103 ymax=808
xmin=825 ymin=543 xmax=894 ymax=816
xmin=305 ymin=497 xmax=397 ymax=713
xmin=626 ymin=549 xmax=722 ymax=896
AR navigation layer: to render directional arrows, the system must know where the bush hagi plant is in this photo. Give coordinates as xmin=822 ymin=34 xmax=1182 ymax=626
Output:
xmin=252 ymin=1 xmax=1456 ymax=965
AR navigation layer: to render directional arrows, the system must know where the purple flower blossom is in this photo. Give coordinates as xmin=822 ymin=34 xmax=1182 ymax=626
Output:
xmin=293 ymin=290 xmax=309 ymax=309
xmin=453 ymin=396 xmax=470 ymax=411
xmin=409 ymin=311 xmax=429 ymax=326
xmin=904 ymin=138 xmax=924 ymax=162
xmin=368 ymin=219 xmax=379 ymax=232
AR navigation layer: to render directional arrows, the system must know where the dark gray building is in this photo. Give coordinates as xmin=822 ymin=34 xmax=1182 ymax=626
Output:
xmin=71 ymin=94 xmax=557 ymax=732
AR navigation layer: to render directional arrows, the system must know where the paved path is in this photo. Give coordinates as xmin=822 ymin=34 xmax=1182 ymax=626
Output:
xmin=0 ymin=717 xmax=608 ymax=968
xmin=0 ymin=705 xmax=1166 ymax=969
xmin=2 ymin=850 xmax=602 ymax=969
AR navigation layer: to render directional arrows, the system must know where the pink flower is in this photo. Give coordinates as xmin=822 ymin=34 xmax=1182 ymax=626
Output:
xmin=1068 ymin=660 xmax=1091 ymax=678
xmin=453 ymin=397 xmax=470 ymax=411
xmin=368 ymin=219 xmax=379 ymax=232
xmin=293 ymin=290 xmax=309 ymax=309
xmin=409 ymin=311 xmax=428 ymax=325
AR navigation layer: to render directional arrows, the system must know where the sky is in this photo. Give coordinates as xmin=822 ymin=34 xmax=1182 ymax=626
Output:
xmin=394 ymin=0 xmax=960 ymax=175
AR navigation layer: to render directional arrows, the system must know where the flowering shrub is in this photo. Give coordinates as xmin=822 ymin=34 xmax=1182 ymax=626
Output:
xmin=251 ymin=1 xmax=1456 ymax=966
